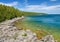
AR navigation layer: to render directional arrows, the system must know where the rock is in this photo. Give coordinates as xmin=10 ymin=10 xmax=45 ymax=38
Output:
xmin=0 ymin=17 xmax=57 ymax=42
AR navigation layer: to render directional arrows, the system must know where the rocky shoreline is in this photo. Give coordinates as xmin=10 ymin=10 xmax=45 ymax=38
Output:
xmin=0 ymin=16 xmax=57 ymax=42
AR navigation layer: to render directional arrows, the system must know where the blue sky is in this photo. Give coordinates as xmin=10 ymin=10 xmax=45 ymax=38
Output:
xmin=0 ymin=0 xmax=60 ymax=14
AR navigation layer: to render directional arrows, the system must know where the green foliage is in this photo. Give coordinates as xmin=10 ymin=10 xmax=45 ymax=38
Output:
xmin=0 ymin=4 xmax=22 ymax=22
xmin=0 ymin=4 xmax=45 ymax=22
xmin=22 ymin=33 xmax=27 ymax=36
xmin=22 ymin=11 xmax=45 ymax=16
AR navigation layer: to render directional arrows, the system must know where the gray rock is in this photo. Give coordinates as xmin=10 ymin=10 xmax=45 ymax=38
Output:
xmin=0 ymin=17 xmax=57 ymax=42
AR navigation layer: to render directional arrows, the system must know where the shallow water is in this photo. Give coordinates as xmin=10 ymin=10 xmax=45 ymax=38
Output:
xmin=22 ymin=14 xmax=60 ymax=42
xmin=24 ymin=14 xmax=60 ymax=28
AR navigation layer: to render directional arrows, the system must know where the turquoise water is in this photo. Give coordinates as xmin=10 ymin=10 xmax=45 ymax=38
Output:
xmin=22 ymin=14 xmax=60 ymax=42
xmin=24 ymin=14 xmax=60 ymax=28
xmin=23 ymin=14 xmax=60 ymax=33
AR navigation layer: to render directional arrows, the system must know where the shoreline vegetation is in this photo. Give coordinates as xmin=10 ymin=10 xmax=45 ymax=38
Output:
xmin=0 ymin=4 xmax=45 ymax=22
xmin=0 ymin=4 xmax=57 ymax=42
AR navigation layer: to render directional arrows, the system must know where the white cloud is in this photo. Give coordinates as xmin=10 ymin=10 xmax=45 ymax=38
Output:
xmin=21 ymin=5 xmax=60 ymax=10
xmin=50 ymin=0 xmax=57 ymax=1
xmin=20 ymin=4 xmax=60 ymax=14
xmin=0 ymin=1 xmax=18 ymax=6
